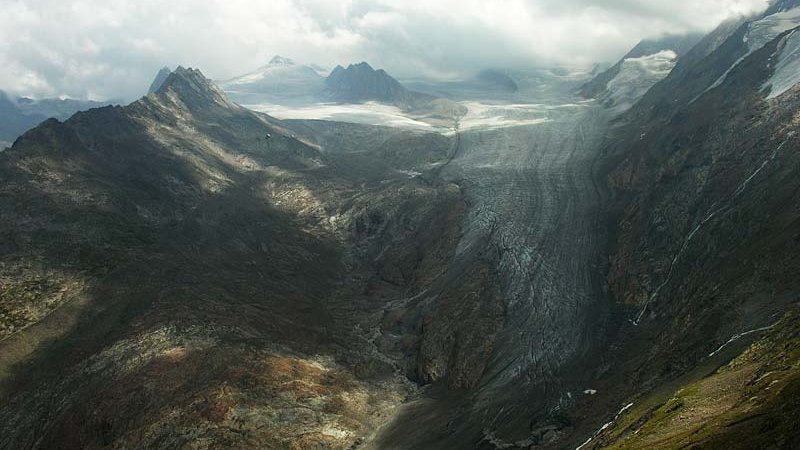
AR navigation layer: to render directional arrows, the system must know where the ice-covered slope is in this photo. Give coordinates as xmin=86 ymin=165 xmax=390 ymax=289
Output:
xmin=603 ymin=49 xmax=679 ymax=113
xmin=581 ymin=33 xmax=702 ymax=112
xmin=219 ymin=55 xmax=326 ymax=104
xmin=704 ymin=6 xmax=800 ymax=94
xmin=764 ymin=27 xmax=800 ymax=98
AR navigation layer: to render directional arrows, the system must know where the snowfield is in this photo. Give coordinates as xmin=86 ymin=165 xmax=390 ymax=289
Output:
xmin=243 ymin=101 xmax=439 ymax=130
xmin=242 ymin=100 xmax=586 ymax=133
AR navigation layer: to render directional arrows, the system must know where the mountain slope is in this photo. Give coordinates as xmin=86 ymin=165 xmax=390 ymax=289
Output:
xmin=565 ymin=2 xmax=800 ymax=448
xmin=593 ymin=309 xmax=800 ymax=449
xmin=0 ymin=66 xmax=467 ymax=449
xmin=323 ymin=62 xmax=426 ymax=106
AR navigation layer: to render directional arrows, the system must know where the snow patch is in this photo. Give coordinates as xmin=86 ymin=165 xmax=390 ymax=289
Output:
xmin=575 ymin=403 xmax=634 ymax=450
xmin=708 ymin=322 xmax=778 ymax=358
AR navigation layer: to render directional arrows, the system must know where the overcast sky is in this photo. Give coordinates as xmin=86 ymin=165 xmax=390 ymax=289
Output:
xmin=0 ymin=0 xmax=770 ymax=101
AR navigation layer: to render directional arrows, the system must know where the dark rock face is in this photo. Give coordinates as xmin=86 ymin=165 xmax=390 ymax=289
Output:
xmin=768 ymin=0 xmax=800 ymax=14
xmin=606 ymin=2 xmax=800 ymax=364
xmin=325 ymin=62 xmax=409 ymax=103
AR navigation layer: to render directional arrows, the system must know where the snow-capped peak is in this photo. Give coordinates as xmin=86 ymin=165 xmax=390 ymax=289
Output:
xmin=268 ymin=55 xmax=296 ymax=67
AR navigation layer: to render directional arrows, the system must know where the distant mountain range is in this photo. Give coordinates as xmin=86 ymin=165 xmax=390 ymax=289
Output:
xmin=219 ymin=57 xmax=466 ymax=124
xmin=0 ymin=91 xmax=114 ymax=148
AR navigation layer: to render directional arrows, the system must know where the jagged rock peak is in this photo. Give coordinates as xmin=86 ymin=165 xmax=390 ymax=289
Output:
xmin=156 ymin=66 xmax=233 ymax=107
xmin=329 ymin=62 xmax=380 ymax=76
xmin=324 ymin=61 xmax=409 ymax=105
xmin=147 ymin=66 xmax=172 ymax=94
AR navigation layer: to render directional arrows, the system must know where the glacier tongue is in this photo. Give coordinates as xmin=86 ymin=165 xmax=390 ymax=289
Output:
xmin=765 ymin=29 xmax=800 ymax=99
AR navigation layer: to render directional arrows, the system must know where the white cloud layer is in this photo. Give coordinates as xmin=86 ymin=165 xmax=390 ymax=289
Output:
xmin=0 ymin=0 xmax=770 ymax=101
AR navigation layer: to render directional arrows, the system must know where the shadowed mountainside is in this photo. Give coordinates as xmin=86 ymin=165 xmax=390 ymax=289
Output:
xmin=0 ymin=66 xmax=467 ymax=449
xmin=571 ymin=2 xmax=800 ymax=448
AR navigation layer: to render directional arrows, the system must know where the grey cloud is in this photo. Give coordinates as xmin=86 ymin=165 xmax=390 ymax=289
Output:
xmin=0 ymin=0 xmax=770 ymax=101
